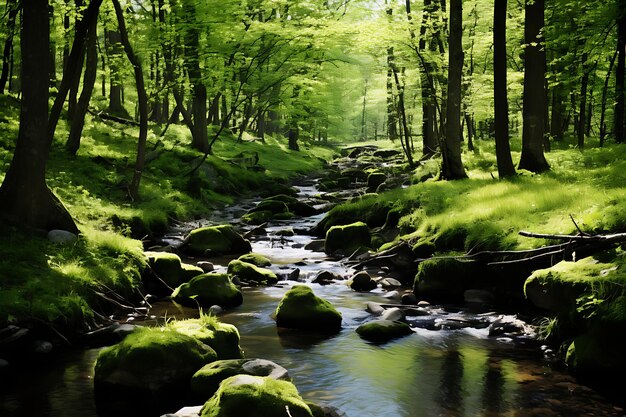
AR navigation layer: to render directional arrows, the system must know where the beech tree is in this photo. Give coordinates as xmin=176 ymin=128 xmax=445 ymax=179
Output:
xmin=0 ymin=0 xmax=77 ymax=233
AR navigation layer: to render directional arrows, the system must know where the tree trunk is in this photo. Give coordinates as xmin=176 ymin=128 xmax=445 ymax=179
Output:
xmin=288 ymin=127 xmax=299 ymax=151
xmin=112 ymin=0 xmax=148 ymax=201
xmin=577 ymin=54 xmax=590 ymax=148
xmin=106 ymin=29 xmax=126 ymax=116
xmin=600 ymin=50 xmax=618 ymax=146
xmin=418 ymin=0 xmax=438 ymax=158
xmin=550 ymin=85 xmax=565 ymax=141
xmin=66 ymin=16 xmax=98 ymax=155
xmin=494 ymin=0 xmax=515 ymax=178
xmin=0 ymin=0 xmax=77 ymax=233
xmin=441 ymin=0 xmax=466 ymax=180
xmin=615 ymin=2 xmax=626 ymax=144
xmin=519 ymin=0 xmax=550 ymax=172
xmin=386 ymin=51 xmax=399 ymax=141
xmin=0 ymin=0 xmax=18 ymax=94
xmin=67 ymin=0 xmax=86 ymax=121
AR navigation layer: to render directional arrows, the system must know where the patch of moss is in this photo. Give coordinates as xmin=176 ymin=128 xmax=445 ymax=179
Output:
xmin=200 ymin=375 xmax=313 ymax=417
xmin=275 ymin=285 xmax=342 ymax=333
xmin=413 ymin=257 xmax=485 ymax=303
xmin=237 ymin=253 xmax=272 ymax=267
xmin=186 ymin=225 xmax=251 ymax=255
xmin=324 ymin=221 xmax=371 ymax=255
xmin=356 ymin=320 xmax=413 ymax=344
xmin=227 ymin=260 xmax=277 ymax=284
xmin=145 ymin=251 xmax=184 ymax=287
xmin=169 ymin=316 xmax=243 ymax=359
xmin=172 ymin=273 xmax=243 ymax=308
xmin=181 ymin=263 xmax=205 ymax=281
xmin=241 ymin=210 xmax=273 ymax=225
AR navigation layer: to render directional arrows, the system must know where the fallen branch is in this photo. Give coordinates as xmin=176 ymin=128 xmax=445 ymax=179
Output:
xmin=88 ymin=108 xmax=140 ymax=126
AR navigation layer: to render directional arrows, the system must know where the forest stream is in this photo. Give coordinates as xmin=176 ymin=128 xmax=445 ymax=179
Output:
xmin=1 ymin=167 xmax=625 ymax=417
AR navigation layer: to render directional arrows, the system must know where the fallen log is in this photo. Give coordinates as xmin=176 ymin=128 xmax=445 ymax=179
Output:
xmin=88 ymin=108 xmax=140 ymax=126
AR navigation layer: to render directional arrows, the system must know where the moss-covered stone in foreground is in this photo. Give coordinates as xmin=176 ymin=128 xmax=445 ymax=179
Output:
xmin=145 ymin=251 xmax=184 ymax=288
xmin=201 ymin=375 xmax=313 ymax=417
xmin=169 ymin=317 xmax=243 ymax=359
xmin=227 ymin=259 xmax=278 ymax=284
xmin=172 ymin=273 xmax=243 ymax=308
xmin=356 ymin=320 xmax=413 ymax=343
xmin=94 ymin=327 xmax=216 ymax=412
xmin=324 ymin=221 xmax=371 ymax=255
xmin=186 ymin=225 xmax=251 ymax=255
xmin=275 ymin=285 xmax=342 ymax=333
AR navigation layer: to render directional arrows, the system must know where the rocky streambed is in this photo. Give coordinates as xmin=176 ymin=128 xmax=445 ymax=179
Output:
xmin=1 ymin=147 xmax=624 ymax=417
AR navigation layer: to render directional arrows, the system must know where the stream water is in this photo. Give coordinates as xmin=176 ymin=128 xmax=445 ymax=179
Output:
xmin=1 ymin=181 xmax=625 ymax=417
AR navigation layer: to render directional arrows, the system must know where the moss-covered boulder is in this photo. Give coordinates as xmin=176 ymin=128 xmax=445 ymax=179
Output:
xmin=241 ymin=210 xmax=272 ymax=225
xmin=347 ymin=271 xmax=377 ymax=292
xmin=172 ymin=274 xmax=243 ymax=308
xmin=182 ymin=263 xmax=205 ymax=281
xmin=356 ymin=320 xmax=413 ymax=343
xmin=524 ymin=257 xmax=614 ymax=314
xmin=367 ymin=172 xmax=387 ymax=190
xmin=191 ymin=359 xmax=290 ymax=399
xmin=227 ymin=260 xmax=278 ymax=285
xmin=169 ymin=317 xmax=243 ymax=359
xmin=238 ymin=253 xmax=272 ymax=267
xmin=186 ymin=225 xmax=252 ymax=255
xmin=249 ymin=200 xmax=290 ymax=215
xmin=145 ymin=251 xmax=185 ymax=288
xmin=200 ymin=375 xmax=313 ymax=417
xmin=275 ymin=285 xmax=342 ymax=333
xmin=94 ymin=327 xmax=217 ymax=414
xmin=413 ymin=257 xmax=484 ymax=303
xmin=324 ymin=222 xmax=371 ymax=255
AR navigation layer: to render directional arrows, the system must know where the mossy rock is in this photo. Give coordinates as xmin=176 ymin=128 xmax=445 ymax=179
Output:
xmin=339 ymin=168 xmax=368 ymax=182
xmin=413 ymin=258 xmax=484 ymax=303
xmin=241 ymin=210 xmax=272 ymax=225
xmin=324 ymin=222 xmax=371 ymax=255
xmin=170 ymin=317 xmax=243 ymax=359
xmin=145 ymin=251 xmax=184 ymax=288
xmin=200 ymin=375 xmax=313 ymax=417
xmin=238 ymin=253 xmax=272 ymax=267
xmin=275 ymin=285 xmax=342 ymax=333
xmin=172 ymin=273 xmax=243 ymax=308
xmin=94 ymin=327 xmax=217 ymax=414
xmin=347 ymin=271 xmax=377 ymax=292
xmin=191 ymin=358 xmax=290 ymax=400
xmin=249 ymin=200 xmax=290 ymax=215
xmin=367 ymin=172 xmax=387 ymax=190
xmin=356 ymin=320 xmax=413 ymax=344
xmin=412 ymin=240 xmax=436 ymax=258
xmin=227 ymin=260 xmax=278 ymax=285
xmin=264 ymin=194 xmax=299 ymax=204
xmin=273 ymin=212 xmax=294 ymax=221
xmin=181 ymin=263 xmax=205 ymax=281
xmin=186 ymin=225 xmax=252 ymax=255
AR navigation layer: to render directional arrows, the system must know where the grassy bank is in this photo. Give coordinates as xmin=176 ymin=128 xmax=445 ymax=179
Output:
xmin=0 ymin=94 xmax=337 ymax=333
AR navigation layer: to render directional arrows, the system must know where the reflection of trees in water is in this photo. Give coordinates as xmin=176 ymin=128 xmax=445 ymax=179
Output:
xmin=438 ymin=349 xmax=465 ymax=416
xmin=482 ymin=358 xmax=505 ymax=415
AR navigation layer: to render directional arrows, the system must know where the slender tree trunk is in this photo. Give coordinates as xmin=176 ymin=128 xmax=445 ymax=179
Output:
xmin=49 ymin=4 xmax=57 ymax=88
xmin=0 ymin=0 xmax=18 ymax=94
xmin=361 ymin=79 xmax=368 ymax=140
xmin=615 ymin=3 xmax=626 ymax=144
xmin=577 ymin=54 xmax=590 ymax=148
xmin=66 ymin=15 xmax=98 ymax=155
xmin=106 ymin=29 xmax=126 ymax=116
xmin=67 ymin=0 xmax=86 ymax=121
xmin=494 ymin=0 xmax=516 ymax=178
xmin=600 ymin=50 xmax=618 ymax=146
xmin=0 ymin=0 xmax=77 ymax=233
xmin=519 ymin=0 xmax=550 ymax=172
xmin=550 ymin=85 xmax=565 ymax=141
xmin=418 ymin=0 xmax=437 ymax=157
xmin=442 ymin=0 xmax=466 ymax=180
xmin=392 ymin=67 xmax=415 ymax=167
xmin=112 ymin=0 xmax=148 ymax=201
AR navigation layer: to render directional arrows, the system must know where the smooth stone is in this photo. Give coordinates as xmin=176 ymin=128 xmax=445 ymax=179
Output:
xmin=488 ymin=316 xmax=529 ymax=337
xmin=380 ymin=278 xmax=402 ymax=288
xmin=162 ymin=406 xmax=203 ymax=417
xmin=348 ymin=271 xmax=377 ymax=292
xmin=313 ymin=270 xmax=342 ymax=285
xmin=417 ymin=301 xmax=431 ymax=307
xmin=304 ymin=240 xmax=326 ymax=252
xmin=288 ymin=268 xmax=301 ymax=281
xmin=381 ymin=307 xmax=405 ymax=322
xmin=209 ymin=305 xmax=224 ymax=315
xmin=365 ymin=302 xmax=385 ymax=316
xmin=401 ymin=293 xmax=418 ymax=305
xmin=356 ymin=320 xmax=413 ymax=343
xmin=197 ymin=262 xmax=215 ymax=273
xmin=404 ymin=307 xmax=430 ymax=317
xmin=48 ymin=229 xmax=78 ymax=244
xmin=383 ymin=290 xmax=401 ymax=300
xmin=275 ymin=228 xmax=295 ymax=237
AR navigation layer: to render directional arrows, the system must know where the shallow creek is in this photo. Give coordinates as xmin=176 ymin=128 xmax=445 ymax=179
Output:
xmin=1 ymin=182 xmax=624 ymax=417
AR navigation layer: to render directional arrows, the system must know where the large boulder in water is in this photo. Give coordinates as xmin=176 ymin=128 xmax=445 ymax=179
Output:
xmin=356 ymin=320 xmax=413 ymax=344
xmin=144 ymin=251 xmax=203 ymax=296
xmin=186 ymin=225 xmax=251 ymax=255
xmin=324 ymin=222 xmax=371 ymax=255
xmin=94 ymin=327 xmax=217 ymax=414
xmin=227 ymin=260 xmax=278 ymax=285
xmin=200 ymin=375 xmax=313 ymax=417
xmin=275 ymin=285 xmax=342 ymax=333
xmin=413 ymin=257 xmax=484 ymax=303
xmin=172 ymin=274 xmax=243 ymax=308
xmin=191 ymin=358 xmax=290 ymax=400
xmin=169 ymin=317 xmax=243 ymax=360
xmin=237 ymin=253 xmax=272 ymax=267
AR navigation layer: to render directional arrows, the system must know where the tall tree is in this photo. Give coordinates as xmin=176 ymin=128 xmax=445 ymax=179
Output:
xmin=0 ymin=0 xmax=77 ymax=233
xmin=494 ymin=0 xmax=516 ymax=177
xmin=441 ymin=0 xmax=466 ymax=179
xmin=616 ymin=0 xmax=626 ymax=144
xmin=0 ymin=0 xmax=18 ymax=94
xmin=519 ymin=0 xmax=550 ymax=172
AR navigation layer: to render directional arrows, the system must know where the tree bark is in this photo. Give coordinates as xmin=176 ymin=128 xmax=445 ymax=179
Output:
xmin=518 ymin=0 xmax=550 ymax=172
xmin=112 ymin=0 xmax=148 ymax=201
xmin=418 ymin=0 xmax=438 ymax=158
xmin=441 ymin=0 xmax=466 ymax=180
xmin=615 ymin=2 xmax=626 ymax=144
xmin=577 ymin=54 xmax=590 ymax=149
xmin=494 ymin=0 xmax=515 ymax=178
xmin=106 ymin=29 xmax=126 ymax=116
xmin=0 ymin=0 xmax=18 ymax=94
xmin=66 ymin=16 xmax=98 ymax=155
xmin=600 ymin=50 xmax=618 ymax=146
xmin=0 ymin=0 xmax=77 ymax=233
